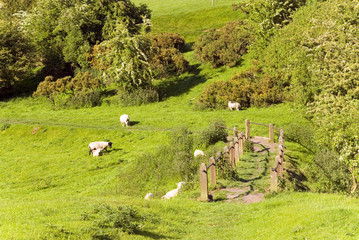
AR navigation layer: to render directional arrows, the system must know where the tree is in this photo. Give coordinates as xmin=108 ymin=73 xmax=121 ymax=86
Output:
xmin=91 ymin=20 xmax=152 ymax=90
xmin=22 ymin=0 xmax=151 ymax=75
xmin=0 ymin=22 xmax=35 ymax=97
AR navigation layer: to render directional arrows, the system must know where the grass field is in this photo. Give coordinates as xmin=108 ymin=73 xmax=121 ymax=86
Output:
xmin=1 ymin=0 xmax=358 ymax=239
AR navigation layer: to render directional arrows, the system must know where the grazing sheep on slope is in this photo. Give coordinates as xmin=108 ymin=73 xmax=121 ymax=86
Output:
xmin=194 ymin=149 xmax=204 ymax=158
xmin=120 ymin=114 xmax=130 ymax=127
xmin=92 ymin=148 xmax=103 ymax=157
xmin=144 ymin=193 xmax=154 ymax=200
xmin=88 ymin=141 xmax=113 ymax=155
xmin=161 ymin=182 xmax=186 ymax=200
xmin=228 ymin=101 xmax=240 ymax=111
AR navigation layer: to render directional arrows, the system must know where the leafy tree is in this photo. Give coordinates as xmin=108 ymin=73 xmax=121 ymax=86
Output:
xmin=22 ymin=0 xmax=151 ymax=74
xmin=91 ymin=21 xmax=152 ymax=90
xmin=0 ymin=22 xmax=35 ymax=97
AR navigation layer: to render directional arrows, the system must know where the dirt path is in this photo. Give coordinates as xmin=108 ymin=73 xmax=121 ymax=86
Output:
xmin=217 ymin=136 xmax=279 ymax=204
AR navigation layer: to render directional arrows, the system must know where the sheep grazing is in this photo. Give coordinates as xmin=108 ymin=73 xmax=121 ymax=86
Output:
xmin=161 ymin=182 xmax=185 ymax=200
xmin=228 ymin=101 xmax=240 ymax=111
xmin=120 ymin=114 xmax=130 ymax=127
xmin=92 ymin=148 xmax=103 ymax=157
xmin=144 ymin=193 xmax=154 ymax=200
xmin=88 ymin=141 xmax=113 ymax=155
xmin=194 ymin=149 xmax=204 ymax=158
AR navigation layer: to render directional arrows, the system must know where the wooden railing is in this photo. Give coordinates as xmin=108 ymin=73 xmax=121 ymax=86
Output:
xmin=199 ymin=119 xmax=285 ymax=201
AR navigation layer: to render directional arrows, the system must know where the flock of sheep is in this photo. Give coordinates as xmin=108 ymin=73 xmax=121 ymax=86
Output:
xmin=87 ymin=101 xmax=239 ymax=200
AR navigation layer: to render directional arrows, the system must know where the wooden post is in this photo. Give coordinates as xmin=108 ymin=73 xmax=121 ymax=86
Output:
xmin=209 ymin=157 xmax=216 ymax=185
xmin=216 ymin=151 xmax=223 ymax=174
xmin=229 ymin=142 xmax=235 ymax=167
xmin=239 ymin=132 xmax=244 ymax=155
xmin=245 ymin=119 xmax=250 ymax=139
xmin=271 ymin=169 xmax=278 ymax=192
xmin=269 ymin=123 xmax=274 ymax=143
xmin=234 ymin=137 xmax=239 ymax=163
xmin=233 ymin=127 xmax=238 ymax=138
xmin=223 ymin=146 xmax=230 ymax=167
xmin=212 ymin=0 xmax=214 ymax=6
xmin=275 ymin=155 xmax=283 ymax=177
xmin=279 ymin=129 xmax=284 ymax=146
xmin=199 ymin=163 xmax=208 ymax=201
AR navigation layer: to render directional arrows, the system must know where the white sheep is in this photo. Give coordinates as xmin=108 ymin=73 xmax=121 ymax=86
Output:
xmin=228 ymin=101 xmax=240 ymax=111
xmin=144 ymin=193 xmax=154 ymax=200
xmin=194 ymin=149 xmax=204 ymax=158
xmin=161 ymin=182 xmax=185 ymax=200
xmin=120 ymin=114 xmax=130 ymax=127
xmin=88 ymin=141 xmax=113 ymax=155
xmin=92 ymin=148 xmax=103 ymax=157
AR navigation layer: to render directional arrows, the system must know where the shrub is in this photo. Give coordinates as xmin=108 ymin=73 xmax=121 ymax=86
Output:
xmin=118 ymin=127 xmax=201 ymax=195
xmin=194 ymin=20 xmax=253 ymax=67
xmin=197 ymin=63 xmax=285 ymax=109
xmin=309 ymin=151 xmax=352 ymax=193
xmin=149 ymin=33 xmax=189 ymax=78
xmin=196 ymin=120 xmax=228 ymax=147
xmin=0 ymin=123 xmax=10 ymax=131
xmin=33 ymin=72 xmax=104 ymax=109
xmin=243 ymin=140 xmax=254 ymax=153
xmin=84 ymin=204 xmax=145 ymax=238
xmin=104 ymin=87 xmax=159 ymax=106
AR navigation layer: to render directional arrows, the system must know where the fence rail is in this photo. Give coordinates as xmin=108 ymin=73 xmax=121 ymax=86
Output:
xmin=199 ymin=119 xmax=285 ymax=201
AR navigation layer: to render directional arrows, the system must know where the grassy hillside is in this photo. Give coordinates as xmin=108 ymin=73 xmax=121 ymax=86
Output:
xmin=0 ymin=0 xmax=357 ymax=239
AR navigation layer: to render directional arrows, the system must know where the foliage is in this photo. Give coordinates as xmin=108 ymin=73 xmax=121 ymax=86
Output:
xmin=33 ymin=72 xmax=103 ymax=108
xmin=0 ymin=123 xmax=10 ymax=131
xmin=22 ymin=0 xmax=151 ymax=76
xmin=309 ymin=151 xmax=352 ymax=193
xmin=196 ymin=120 xmax=228 ymax=147
xmin=104 ymin=87 xmax=159 ymax=106
xmin=84 ymin=204 xmax=144 ymax=238
xmin=149 ymin=33 xmax=189 ymax=78
xmin=91 ymin=21 xmax=153 ymax=91
xmin=197 ymin=64 xmax=283 ymax=109
xmin=0 ymin=22 xmax=36 ymax=97
xmin=243 ymin=140 xmax=254 ymax=153
xmin=235 ymin=0 xmax=306 ymax=55
xmin=118 ymin=127 xmax=200 ymax=195
xmin=194 ymin=20 xmax=253 ymax=68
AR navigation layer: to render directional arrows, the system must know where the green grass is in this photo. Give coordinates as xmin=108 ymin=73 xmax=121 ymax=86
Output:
xmin=133 ymin=0 xmax=245 ymax=43
xmin=0 ymin=0 xmax=354 ymax=238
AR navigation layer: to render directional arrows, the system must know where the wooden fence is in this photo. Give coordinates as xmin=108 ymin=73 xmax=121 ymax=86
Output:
xmin=199 ymin=119 xmax=285 ymax=201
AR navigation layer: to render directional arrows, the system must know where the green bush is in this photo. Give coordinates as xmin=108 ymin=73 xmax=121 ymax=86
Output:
xmin=149 ymin=33 xmax=189 ymax=78
xmin=104 ymin=87 xmax=159 ymax=107
xmin=309 ymin=151 xmax=352 ymax=193
xmin=243 ymin=140 xmax=254 ymax=153
xmin=33 ymin=72 xmax=104 ymax=109
xmin=0 ymin=123 xmax=10 ymax=131
xmin=118 ymin=127 xmax=201 ymax=195
xmin=194 ymin=20 xmax=253 ymax=68
xmin=196 ymin=120 xmax=228 ymax=147
xmin=84 ymin=204 xmax=145 ymax=238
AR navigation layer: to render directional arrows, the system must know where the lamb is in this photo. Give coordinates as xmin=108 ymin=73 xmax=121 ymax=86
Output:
xmin=194 ymin=149 xmax=204 ymax=158
xmin=228 ymin=101 xmax=240 ymax=111
xmin=88 ymin=141 xmax=113 ymax=155
xmin=120 ymin=114 xmax=130 ymax=127
xmin=161 ymin=182 xmax=185 ymax=200
xmin=92 ymin=148 xmax=103 ymax=157
xmin=144 ymin=193 xmax=154 ymax=200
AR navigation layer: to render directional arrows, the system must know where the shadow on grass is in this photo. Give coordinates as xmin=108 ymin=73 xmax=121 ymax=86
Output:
xmin=156 ymin=64 xmax=207 ymax=99
xmin=129 ymin=121 xmax=140 ymax=126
